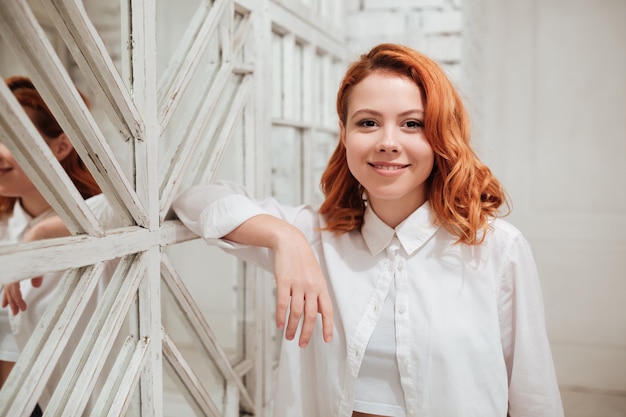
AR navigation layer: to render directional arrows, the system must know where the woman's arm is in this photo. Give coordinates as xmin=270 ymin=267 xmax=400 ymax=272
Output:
xmin=225 ymin=214 xmax=333 ymax=347
xmin=1 ymin=216 xmax=69 ymax=314
xmin=498 ymin=233 xmax=564 ymax=417
xmin=173 ymin=182 xmax=334 ymax=347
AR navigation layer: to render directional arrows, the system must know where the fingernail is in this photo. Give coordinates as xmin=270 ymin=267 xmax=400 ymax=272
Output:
xmin=300 ymin=341 xmax=308 ymax=348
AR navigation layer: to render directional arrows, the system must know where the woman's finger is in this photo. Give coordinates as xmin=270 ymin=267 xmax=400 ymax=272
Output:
xmin=298 ymin=293 xmax=319 ymax=348
xmin=318 ymin=291 xmax=334 ymax=343
xmin=5 ymin=283 xmax=27 ymax=315
xmin=275 ymin=284 xmax=290 ymax=331
xmin=284 ymin=290 xmax=304 ymax=342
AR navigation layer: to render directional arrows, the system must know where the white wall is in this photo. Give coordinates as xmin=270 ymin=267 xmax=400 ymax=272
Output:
xmin=469 ymin=2 xmax=626 ymax=414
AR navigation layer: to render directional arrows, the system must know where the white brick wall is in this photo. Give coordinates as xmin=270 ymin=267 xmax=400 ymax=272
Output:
xmin=346 ymin=0 xmax=464 ymax=85
xmin=421 ymin=9 xmax=463 ymax=34
xmin=363 ymin=0 xmax=448 ymax=9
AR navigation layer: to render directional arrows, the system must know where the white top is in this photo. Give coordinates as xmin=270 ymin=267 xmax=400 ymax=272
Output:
xmin=173 ymin=181 xmax=565 ymax=417
xmin=353 ymin=279 xmax=405 ymax=417
xmin=1 ymin=195 xmax=122 ymax=413
xmin=0 ymin=202 xmax=55 ymax=362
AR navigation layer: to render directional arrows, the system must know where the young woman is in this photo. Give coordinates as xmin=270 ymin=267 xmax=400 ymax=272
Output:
xmin=173 ymin=44 xmax=564 ymax=417
xmin=0 ymin=76 xmax=101 ymax=392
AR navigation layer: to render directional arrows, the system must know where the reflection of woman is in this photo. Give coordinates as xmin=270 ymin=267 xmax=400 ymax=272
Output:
xmin=0 ymin=76 xmax=101 ymax=393
xmin=174 ymin=44 xmax=564 ymax=417
xmin=0 ymin=77 xmax=122 ymax=416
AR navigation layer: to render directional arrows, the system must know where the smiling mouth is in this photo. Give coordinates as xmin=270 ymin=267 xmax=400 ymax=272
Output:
xmin=368 ymin=163 xmax=410 ymax=171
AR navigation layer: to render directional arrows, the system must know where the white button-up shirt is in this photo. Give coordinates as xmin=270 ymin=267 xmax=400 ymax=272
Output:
xmin=173 ymin=182 xmax=564 ymax=417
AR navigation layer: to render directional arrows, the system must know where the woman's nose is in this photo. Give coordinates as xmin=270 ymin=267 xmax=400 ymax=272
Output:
xmin=376 ymin=129 xmax=399 ymax=153
xmin=0 ymin=143 xmax=9 ymax=160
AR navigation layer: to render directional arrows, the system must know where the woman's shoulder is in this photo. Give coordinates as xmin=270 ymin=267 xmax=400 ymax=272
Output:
xmin=489 ymin=217 xmax=523 ymax=238
xmin=0 ymin=204 xmax=30 ymax=244
xmin=85 ymin=193 xmax=126 ymax=229
xmin=481 ymin=217 xmax=528 ymax=252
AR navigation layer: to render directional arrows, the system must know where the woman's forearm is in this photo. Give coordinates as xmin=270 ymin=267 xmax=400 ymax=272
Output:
xmin=26 ymin=216 xmax=70 ymax=241
xmin=224 ymin=214 xmax=301 ymax=250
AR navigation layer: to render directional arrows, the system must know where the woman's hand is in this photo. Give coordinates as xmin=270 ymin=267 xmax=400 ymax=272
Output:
xmin=273 ymin=232 xmax=333 ymax=348
xmin=224 ymin=214 xmax=334 ymax=348
xmin=1 ymin=276 xmax=44 ymax=314
xmin=1 ymin=282 xmax=28 ymax=315
xmin=1 ymin=216 xmax=69 ymax=314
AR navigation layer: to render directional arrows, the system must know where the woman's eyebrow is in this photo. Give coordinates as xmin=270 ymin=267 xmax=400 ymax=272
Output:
xmin=350 ymin=108 xmax=424 ymax=118
xmin=398 ymin=109 xmax=424 ymax=117
xmin=350 ymin=109 xmax=382 ymax=118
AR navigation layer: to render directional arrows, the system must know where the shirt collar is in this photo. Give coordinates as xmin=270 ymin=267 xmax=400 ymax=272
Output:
xmin=11 ymin=200 xmax=55 ymax=230
xmin=361 ymin=201 xmax=440 ymax=256
xmin=13 ymin=200 xmax=33 ymax=221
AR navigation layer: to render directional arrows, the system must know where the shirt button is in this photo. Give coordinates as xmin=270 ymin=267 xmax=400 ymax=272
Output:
xmin=398 ymin=305 xmax=406 ymax=314
xmin=397 ymin=260 xmax=405 ymax=271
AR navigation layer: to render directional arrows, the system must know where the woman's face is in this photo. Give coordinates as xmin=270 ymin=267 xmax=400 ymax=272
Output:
xmin=342 ymin=71 xmax=434 ymax=226
xmin=0 ymin=106 xmax=69 ymax=204
xmin=0 ymin=142 xmax=38 ymax=199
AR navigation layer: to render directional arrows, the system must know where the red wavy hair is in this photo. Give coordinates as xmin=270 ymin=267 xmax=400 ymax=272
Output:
xmin=319 ymin=44 xmax=508 ymax=244
xmin=0 ymin=76 xmax=101 ymax=216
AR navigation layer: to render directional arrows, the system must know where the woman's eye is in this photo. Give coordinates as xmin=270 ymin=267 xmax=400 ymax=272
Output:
xmin=405 ymin=120 xmax=424 ymax=129
xmin=358 ymin=120 xmax=377 ymax=128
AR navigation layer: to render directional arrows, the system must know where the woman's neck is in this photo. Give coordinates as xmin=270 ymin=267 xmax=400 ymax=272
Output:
xmin=368 ymin=195 xmax=427 ymax=229
xmin=19 ymin=191 xmax=52 ymax=217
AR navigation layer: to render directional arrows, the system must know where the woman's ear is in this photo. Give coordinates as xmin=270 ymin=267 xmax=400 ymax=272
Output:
xmin=49 ymin=133 xmax=74 ymax=161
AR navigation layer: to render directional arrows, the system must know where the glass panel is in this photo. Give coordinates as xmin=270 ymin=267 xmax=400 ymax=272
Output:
xmin=162 ymin=359 xmax=203 ymax=417
xmin=156 ymin=0 xmax=203 ymax=81
xmin=164 ymin=242 xmax=243 ymax=363
xmin=312 ymin=130 xmax=337 ymax=206
xmin=271 ymin=31 xmax=284 ymax=119
xmin=271 ymin=126 xmax=303 ymax=204
xmin=161 ymin=271 xmax=228 ymax=414
xmin=320 ymin=54 xmax=334 ymax=127
xmin=122 ymin=379 xmax=141 ymax=417
xmin=313 ymin=51 xmax=323 ymax=126
xmin=156 ymin=0 xmax=224 ymax=189
xmin=293 ymin=42 xmax=303 ymax=121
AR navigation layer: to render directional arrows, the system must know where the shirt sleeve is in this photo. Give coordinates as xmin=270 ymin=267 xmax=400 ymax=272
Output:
xmin=171 ymin=181 xmax=319 ymax=272
xmin=497 ymin=233 xmax=564 ymax=417
xmin=172 ymin=182 xmax=269 ymax=240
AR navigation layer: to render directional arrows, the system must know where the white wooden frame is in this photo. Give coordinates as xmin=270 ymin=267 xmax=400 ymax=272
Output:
xmin=0 ymin=1 xmax=345 ymax=416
